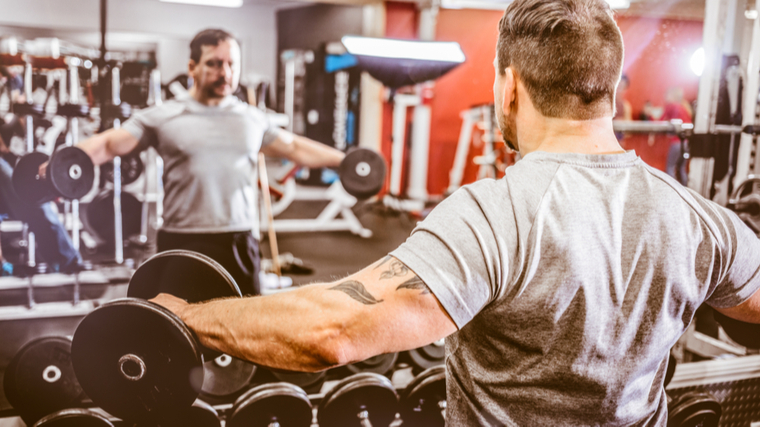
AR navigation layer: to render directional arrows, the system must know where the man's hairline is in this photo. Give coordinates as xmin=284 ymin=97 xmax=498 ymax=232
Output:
xmin=191 ymin=37 xmax=240 ymax=63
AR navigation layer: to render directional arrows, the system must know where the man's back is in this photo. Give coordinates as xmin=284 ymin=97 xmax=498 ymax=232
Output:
xmin=392 ymin=151 xmax=760 ymax=426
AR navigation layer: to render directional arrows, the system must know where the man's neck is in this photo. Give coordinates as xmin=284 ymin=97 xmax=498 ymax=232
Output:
xmin=188 ymin=86 xmax=225 ymax=107
xmin=518 ymin=110 xmax=624 ymax=156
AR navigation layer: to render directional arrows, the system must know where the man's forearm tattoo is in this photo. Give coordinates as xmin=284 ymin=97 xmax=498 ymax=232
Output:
xmin=329 ymin=280 xmax=384 ymax=305
xmin=396 ymin=275 xmax=432 ymax=295
xmin=374 ymin=255 xmax=392 ymax=270
xmin=379 ymin=260 xmax=410 ymax=280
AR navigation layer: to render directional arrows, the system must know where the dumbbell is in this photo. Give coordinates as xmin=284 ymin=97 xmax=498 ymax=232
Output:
xmin=71 ymin=250 xmax=242 ymax=424
xmin=400 ymin=365 xmax=446 ymax=427
xmin=663 ymin=352 xmax=722 ymax=427
xmin=268 ymin=368 xmax=327 ymax=394
xmin=33 ymin=408 xmax=113 ymax=427
xmin=404 ymin=340 xmax=445 ymax=374
xmin=227 ymin=382 xmax=313 ymax=427
xmin=101 ymin=153 xmax=145 ymax=186
xmin=318 ymin=372 xmax=399 ymax=427
xmin=346 ymin=352 xmax=398 ymax=376
xmin=11 ymin=145 xmax=95 ymax=205
xmin=57 ymin=103 xmax=91 ymax=119
xmin=338 ymin=148 xmax=386 ymax=200
xmin=200 ymin=354 xmax=257 ymax=402
xmin=3 ymin=336 xmax=85 ymax=426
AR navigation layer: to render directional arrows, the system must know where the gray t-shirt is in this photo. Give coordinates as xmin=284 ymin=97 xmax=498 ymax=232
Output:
xmin=392 ymin=151 xmax=760 ymax=426
xmin=122 ymin=94 xmax=278 ymax=237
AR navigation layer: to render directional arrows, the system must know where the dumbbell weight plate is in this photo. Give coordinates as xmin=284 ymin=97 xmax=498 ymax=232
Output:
xmin=13 ymin=102 xmax=45 ymax=117
xmin=3 ymin=336 xmax=85 ymax=426
xmin=161 ymin=399 xmax=221 ymax=427
xmin=33 ymin=408 xmax=114 ymax=427
xmin=48 ymin=146 xmax=95 ymax=200
xmin=346 ymin=352 xmax=398 ymax=376
xmin=339 ymin=148 xmax=386 ymax=199
xmin=269 ymin=368 xmax=327 ymax=394
xmin=667 ymin=391 xmax=721 ymax=427
xmin=102 ymin=103 xmax=132 ymax=121
xmin=11 ymin=152 xmax=57 ymax=205
xmin=83 ymin=190 xmax=142 ymax=246
xmin=400 ymin=365 xmax=446 ymax=427
xmin=318 ymin=372 xmax=399 ymax=427
xmin=200 ymin=354 xmax=257 ymax=400
xmin=57 ymin=103 xmax=91 ymax=118
xmin=128 ymin=250 xmax=241 ymax=360
xmin=101 ymin=154 xmax=145 ymax=186
xmin=228 ymin=382 xmax=312 ymax=427
xmin=71 ymin=298 xmax=204 ymax=423
xmin=407 ymin=340 xmax=445 ymax=373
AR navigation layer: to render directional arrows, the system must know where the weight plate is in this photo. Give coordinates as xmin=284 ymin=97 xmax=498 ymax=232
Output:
xmin=228 ymin=382 xmax=312 ymax=427
xmin=102 ymin=103 xmax=132 ymax=121
xmin=57 ymin=103 xmax=91 ymax=118
xmin=318 ymin=372 xmax=399 ymax=427
xmin=48 ymin=146 xmax=95 ymax=200
xmin=101 ymin=154 xmax=145 ymax=186
xmin=269 ymin=368 xmax=327 ymax=394
xmin=128 ymin=249 xmax=241 ymax=302
xmin=13 ymin=102 xmax=44 ymax=117
xmin=407 ymin=340 xmax=445 ymax=373
xmin=346 ymin=352 xmax=398 ymax=375
xmin=400 ymin=366 xmax=446 ymax=427
xmin=339 ymin=148 xmax=386 ymax=199
xmin=11 ymin=152 xmax=56 ymax=205
xmin=71 ymin=298 xmax=204 ymax=422
xmin=161 ymin=399 xmax=221 ymax=427
xmin=33 ymin=408 xmax=113 ymax=427
xmin=668 ymin=391 xmax=721 ymax=427
xmin=200 ymin=354 xmax=257 ymax=399
xmin=83 ymin=190 xmax=142 ymax=246
xmin=3 ymin=336 xmax=85 ymax=425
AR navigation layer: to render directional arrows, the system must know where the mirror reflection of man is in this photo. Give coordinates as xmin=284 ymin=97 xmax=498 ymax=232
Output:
xmin=75 ymin=29 xmax=345 ymax=295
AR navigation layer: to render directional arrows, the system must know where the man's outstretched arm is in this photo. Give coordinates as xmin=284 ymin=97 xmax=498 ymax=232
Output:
xmin=260 ymin=129 xmax=345 ymax=169
xmin=152 ymin=256 xmax=457 ymax=372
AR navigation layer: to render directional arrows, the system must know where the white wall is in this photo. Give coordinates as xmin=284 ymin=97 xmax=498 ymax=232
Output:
xmin=0 ymin=0 xmax=280 ymax=85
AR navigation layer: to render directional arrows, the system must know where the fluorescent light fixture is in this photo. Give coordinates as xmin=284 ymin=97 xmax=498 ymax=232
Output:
xmin=159 ymin=0 xmax=243 ymax=7
xmin=341 ymin=36 xmax=465 ymax=63
xmin=690 ymin=47 xmax=705 ymax=77
xmin=441 ymin=0 xmax=628 ymax=10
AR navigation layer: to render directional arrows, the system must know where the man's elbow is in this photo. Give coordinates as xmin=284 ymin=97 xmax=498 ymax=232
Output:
xmin=308 ymin=328 xmax=356 ymax=370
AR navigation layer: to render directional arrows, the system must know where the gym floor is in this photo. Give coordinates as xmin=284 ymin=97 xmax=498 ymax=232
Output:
xmin=0 ymin=198 xmax=418 ymax=418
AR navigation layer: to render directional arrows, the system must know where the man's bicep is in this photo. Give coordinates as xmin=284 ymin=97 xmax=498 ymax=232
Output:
xmin=325 ymin=256 xmax=457 ymax=360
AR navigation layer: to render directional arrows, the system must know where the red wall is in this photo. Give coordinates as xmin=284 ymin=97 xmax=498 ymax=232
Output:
xmin=381 ymin=5 xmax=704 ymax=195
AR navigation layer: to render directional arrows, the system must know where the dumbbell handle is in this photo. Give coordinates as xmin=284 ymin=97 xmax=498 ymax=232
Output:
xmin=357 ymin=410 xmax=373 ymax=427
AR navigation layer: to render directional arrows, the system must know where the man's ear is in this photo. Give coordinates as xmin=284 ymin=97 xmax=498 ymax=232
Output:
xmin=501 ymin=67 xmax=517 ymax=115
xmin=188 ymin=60 xmax=196 ymax=75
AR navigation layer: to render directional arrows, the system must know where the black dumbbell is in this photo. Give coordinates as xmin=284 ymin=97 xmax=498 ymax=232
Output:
xmin=200 ymin=354 xmax=257 ymax=402
xmin=13 ymin=102 xmax=45 ymax=118
xmin=405 ymin=340 xmax=445 ymax=374
xmin=12 ymin=146 xmax=95 ymax=205
xmin=667 ymin=391 xmax=721 ymax=427
xmin=268 ymin=368 xmax=327 ymax=395
xmin=33 ymin=408 xmax=114 ymax=427
xmin=346 ymin=352 xmax=398 ymax=376
xmin=318 ymin=372 xmax=399 ymax=427
xmin=101 ymin=153 xmax=145 ymax=186
xmin=3 ymin=336 xmax=85 ymax=426
xmin=102 ymin=103 xmax=132 ymax=121
xmin=400 ymin=365 xmax=446 ymax=427
xmin=84 ymin=189 xmax=142 ymax=245
xmin=57 ymin=103 xmax=91 ymax=118
xmin=71 ymin=250 xmax=242 ymax=424
xmin=338 ymin=148 xmax=386 ymax=200
xmin=227 ymin=382 xmax=313 ymax=427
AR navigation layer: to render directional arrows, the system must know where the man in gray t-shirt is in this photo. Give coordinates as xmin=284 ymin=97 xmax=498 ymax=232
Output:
xmin=75 ymin=29 xmax=345 ymax=295
xmin=151 ymin=1 xmax=760 ymax=426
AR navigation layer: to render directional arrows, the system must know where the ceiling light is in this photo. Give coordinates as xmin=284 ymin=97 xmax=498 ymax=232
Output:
xmin=341 ymin=36 xmax=465 ymax=63
xmin=159 ymin=0 xmax=243 ymax=8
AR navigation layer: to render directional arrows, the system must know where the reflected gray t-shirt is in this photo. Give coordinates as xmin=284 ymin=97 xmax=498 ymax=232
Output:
xmin=392 ymin=151 xmax=760 ymax=426
xmin=122 ymin=94 xmax=278 ymax=237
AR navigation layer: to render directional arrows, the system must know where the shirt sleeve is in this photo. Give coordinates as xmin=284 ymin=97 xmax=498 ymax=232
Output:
xmin=120 ymin=105 xmax=161 ymax=150
xmin=704 ymin=204 xmax=760 ymax=308
xmin=390 ymin=184 xmax=510 ymax=329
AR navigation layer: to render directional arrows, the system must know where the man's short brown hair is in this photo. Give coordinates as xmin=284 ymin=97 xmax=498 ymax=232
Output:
xmin=190 ymin=29 xmax=236 ymax=63
xmin=497 ymin=0 xmax=623 ymax=120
